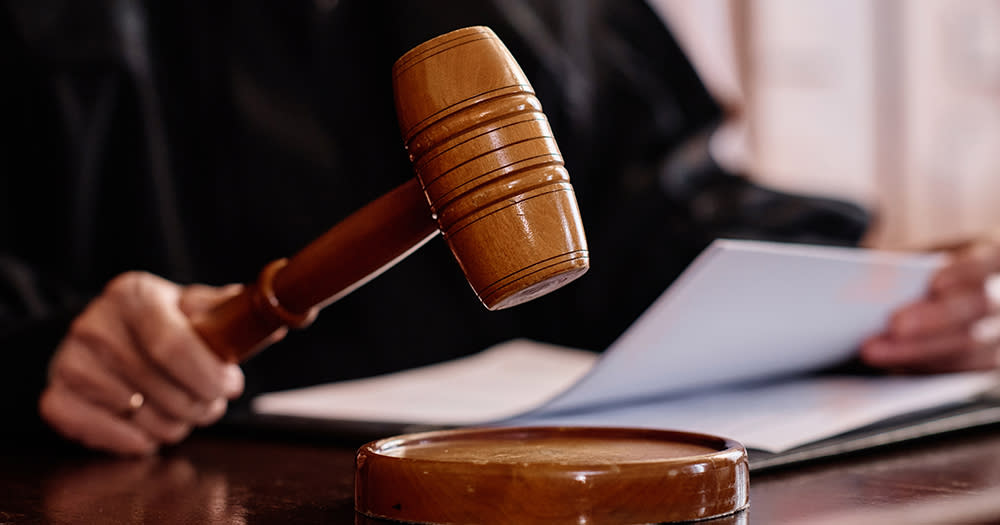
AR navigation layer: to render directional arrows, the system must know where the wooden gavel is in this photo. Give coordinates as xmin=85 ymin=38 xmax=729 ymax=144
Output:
xmin=191 ymin=27 xmax=590 ymax=362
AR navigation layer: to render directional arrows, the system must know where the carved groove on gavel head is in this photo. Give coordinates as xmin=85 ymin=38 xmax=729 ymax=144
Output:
xmin=191 ymin=26 xmax=588 ymax=363
xmin=394 ymin=25 xmax=589 ymax=310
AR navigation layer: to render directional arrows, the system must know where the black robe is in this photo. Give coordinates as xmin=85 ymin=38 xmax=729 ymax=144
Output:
xmin=0 ymin=0 xmax=867 ymax=442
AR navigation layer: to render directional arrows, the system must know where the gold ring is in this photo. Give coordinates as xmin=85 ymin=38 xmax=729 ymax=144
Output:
xmin=127 ymin=392 xmax=145 ymax=414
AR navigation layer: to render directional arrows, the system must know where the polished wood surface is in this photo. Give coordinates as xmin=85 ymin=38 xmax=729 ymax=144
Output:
xmin=355 ymin=427 xmax=748 ymax=524
xmin=192 ymin=26 xmax=589 ymax=362
xmin=4 ymin=427 xmax=999 ymax=524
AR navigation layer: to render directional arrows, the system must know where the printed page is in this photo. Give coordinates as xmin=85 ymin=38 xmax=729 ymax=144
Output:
xmin=503 ymin=371 xmax=999 ymax=453
xmin=251 ymin=339 xmax=597 ymax=425
xmin=527 ymin=239 xmax=944 ymax=415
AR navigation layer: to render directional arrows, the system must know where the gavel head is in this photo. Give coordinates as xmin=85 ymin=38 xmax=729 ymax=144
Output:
xmin=393 ymin=26 xmax=589 ymax=310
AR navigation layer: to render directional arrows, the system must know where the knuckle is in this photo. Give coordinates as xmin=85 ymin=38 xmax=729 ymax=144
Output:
xmin=50 ymin=354 xmax=92 ymax=392
xmin=105 ymin=271 xmax=147 ymax=299
xmin=105 ymin=271 xmax=167 ymax=309
xmin=66 ymin=314 xmax=90 ymax=337
xmin=65 ymin=311 xmax=111 ymax=348
xmin=146 ymin=334 xmax=184 ymax=366
xmin=62 ymin=323 xmax=129 ymax=377
xmin=66 ymin=318 xmax=113 ymax=353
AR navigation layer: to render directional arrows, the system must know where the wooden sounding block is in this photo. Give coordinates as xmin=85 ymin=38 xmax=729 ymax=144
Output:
xmin=354 ymin=426 xmax=750 ymax=524
xmin=191 ymin=26 xmax=589 ymax=362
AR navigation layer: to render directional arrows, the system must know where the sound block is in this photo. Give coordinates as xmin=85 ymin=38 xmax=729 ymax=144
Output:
xmin=355 ymin=426 xmax=749 ymax=524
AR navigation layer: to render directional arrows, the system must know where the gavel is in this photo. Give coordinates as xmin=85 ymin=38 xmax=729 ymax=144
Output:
xmin=191 ymin=26 xmax=590 ymax=363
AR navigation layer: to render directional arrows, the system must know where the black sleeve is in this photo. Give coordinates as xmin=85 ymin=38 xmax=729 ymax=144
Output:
xmin=659 ymin=129 xmax=870 ymax=248
xmin=0 ymin=4 xmax=93 ymax=442
xmin=0 ymin=307 xmax=80 ymax=443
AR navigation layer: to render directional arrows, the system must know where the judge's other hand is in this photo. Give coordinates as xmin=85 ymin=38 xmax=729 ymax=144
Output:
xmin=40 ymin=272 xmax=246 ymax=456
xmin=861 ymin=240 xmax=1000 ymax=372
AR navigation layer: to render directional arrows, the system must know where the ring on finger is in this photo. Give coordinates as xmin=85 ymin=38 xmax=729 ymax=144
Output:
xmin=122 ymin=391 xmax=145 ymax=418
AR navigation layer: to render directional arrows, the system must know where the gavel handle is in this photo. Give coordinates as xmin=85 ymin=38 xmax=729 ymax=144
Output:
xmin=190 ymin=177 xmax=439 ymax=362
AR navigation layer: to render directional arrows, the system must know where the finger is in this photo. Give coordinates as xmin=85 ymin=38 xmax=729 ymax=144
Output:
xmin=39 ymin=382 xmax=157 ymax=456
xmin=115 ymin=274 xmax=237 ymax=402
xmin=48 ymin=339 xmax=142 ymax=417
xmin=861 ymin=329 xmax=976 ymax=369
xmin=72 ymin=300 xmax=223 ymax=422
xmin=178 ymin=284 xmax=243 ymax=318
xmin=888 ymin=289 xmax=990 ymax=339
xmin=131 ymin=315 xmax=241 ymax=403
xmin=219 ymin=364 xmax=245 ymax=400
xmin=898 ymin=346 xmax=1000 ymax=373
xmin=122 ymin=361 xmax=216 ymax=422
xmin=131 ymin=405 xmax=193 ymax=445
xmin=931 ymin=243 xmax=1000 ymax=293
xmin=48 ymin=349 xmax=194 ymax=448
xmin=195 ymin=397 xmax=229 ymax=427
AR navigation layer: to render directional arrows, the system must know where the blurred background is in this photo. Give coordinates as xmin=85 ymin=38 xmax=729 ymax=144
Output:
xmin=652 ymin=0 xmax=1000 ymax=250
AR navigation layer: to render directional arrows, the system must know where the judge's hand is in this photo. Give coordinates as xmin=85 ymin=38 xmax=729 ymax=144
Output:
xmin=861 ymin=240 xmax=1000 ymax=372
xmin=39 ymin=272 xmax=253 ymax=455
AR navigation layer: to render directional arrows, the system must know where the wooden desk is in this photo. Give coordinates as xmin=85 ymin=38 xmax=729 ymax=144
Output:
xmin=2 ymin=427 xmax=999 ymax=524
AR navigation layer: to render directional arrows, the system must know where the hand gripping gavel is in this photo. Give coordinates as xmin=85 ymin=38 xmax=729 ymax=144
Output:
xmin=191 ymin=27 xmax=590 ymax=362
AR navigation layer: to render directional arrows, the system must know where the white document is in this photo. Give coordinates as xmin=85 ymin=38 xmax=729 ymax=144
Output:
xmin=525 ymin=239 xmax=946 ymax=414
xmin=251 ymin=339 xmax=597 ymax=425
xmin=252 ymin=239 xmax=998 ymax=453
xmin=504 ymin=371 xmax=999 ymax=452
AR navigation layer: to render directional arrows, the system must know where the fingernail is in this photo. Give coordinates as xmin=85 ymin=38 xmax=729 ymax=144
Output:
xmin=198 ymin=397 xmax=228 ymax=426
xmin=222 ymin=364 xmax=244 ymax=398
